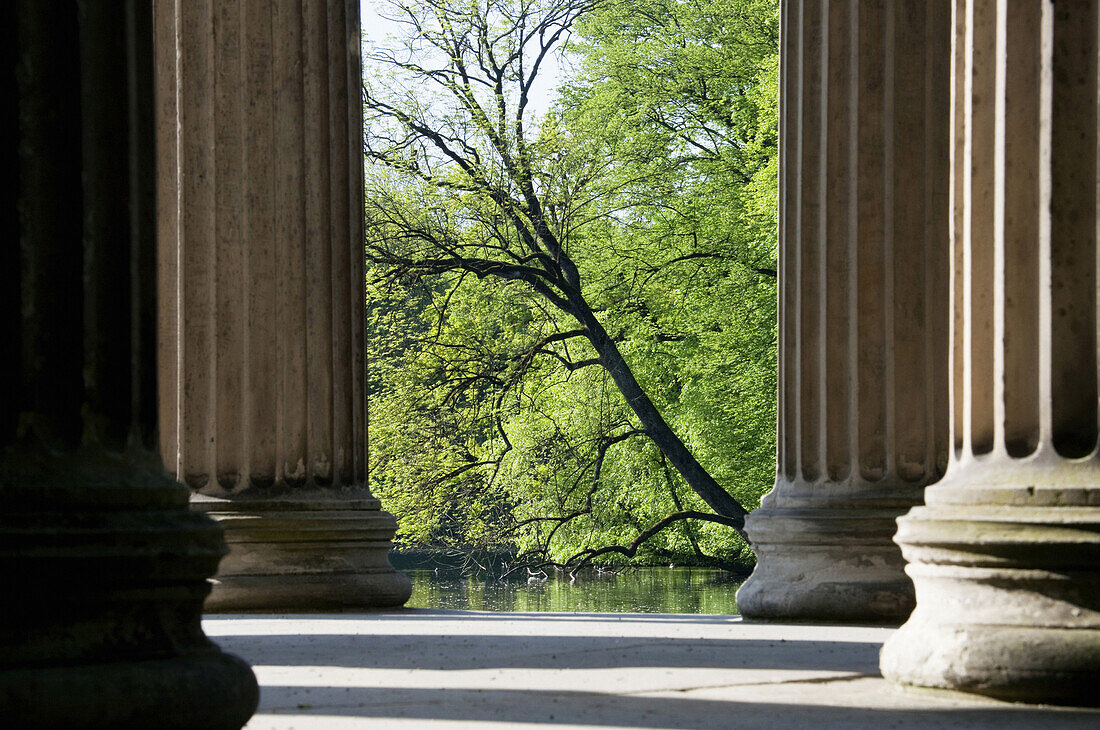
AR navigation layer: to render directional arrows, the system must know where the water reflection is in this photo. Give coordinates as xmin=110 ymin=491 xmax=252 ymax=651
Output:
xmin=406 ymin=567 xmax=742 ymax=614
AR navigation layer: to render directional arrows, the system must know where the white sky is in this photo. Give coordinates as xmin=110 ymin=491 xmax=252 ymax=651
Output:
xmin=359 ymin=0 xmax=566 ymax=118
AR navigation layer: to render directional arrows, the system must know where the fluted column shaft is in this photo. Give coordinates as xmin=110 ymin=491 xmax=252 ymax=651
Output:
xmin=881 ymin=0 xmax=1100 ymax=705
xmin=155 ymin=0 xmax=409 ymax=610
xmin=0 ymin=2 xmax=256 ymax=726
xmin=737 ymin=0 xmax=950 ymax=622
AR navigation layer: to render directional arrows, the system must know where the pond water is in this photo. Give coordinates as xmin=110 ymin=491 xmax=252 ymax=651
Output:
xmin=404 ymin=567 xmax=743 ymax=614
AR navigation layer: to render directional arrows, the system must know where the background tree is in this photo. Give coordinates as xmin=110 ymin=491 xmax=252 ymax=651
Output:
xmin=364 ymin=0 xmax=778 ymax=571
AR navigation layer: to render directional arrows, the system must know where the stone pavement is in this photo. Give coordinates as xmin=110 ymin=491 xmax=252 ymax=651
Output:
xmin=203 ymin=610 xmax=1100 ymax=729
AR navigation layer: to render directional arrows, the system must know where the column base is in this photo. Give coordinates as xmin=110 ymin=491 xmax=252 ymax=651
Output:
xmin=882 ymin=618 xmax=1100 ymax=705
xmin=881 ymin=481 xmax=1100 ymax=706
xmin=736 ymin=481 xmax=923 ymax=622
xmin=0 ymin=479 xmax=259 ymax=729
xmin=193 ymin=491 xmax=413 ymax=611
xmin=0 ymin=652 xmax=257 ymax=730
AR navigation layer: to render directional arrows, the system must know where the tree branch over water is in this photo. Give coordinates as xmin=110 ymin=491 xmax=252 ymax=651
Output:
xmin=365 ymin=0 xmax=779 ymax=568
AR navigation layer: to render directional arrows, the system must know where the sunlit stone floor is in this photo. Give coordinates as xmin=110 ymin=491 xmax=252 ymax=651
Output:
xmin=203 ymin=610 xmax=1099 ymax=729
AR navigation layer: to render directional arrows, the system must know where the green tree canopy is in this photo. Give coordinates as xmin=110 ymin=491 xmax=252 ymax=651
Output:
xmin=364 ymin=0 xmax=778 ymax=572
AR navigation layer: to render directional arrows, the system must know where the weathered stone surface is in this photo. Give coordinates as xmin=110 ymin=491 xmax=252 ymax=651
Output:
xmin=1 ymin=2 xmax=256 ymax=725
xmin=881 ymin=0 xmax=1100 ymax=704
xmin=0 ymin=479 xmax=259 ymax=729
xmin=737 ymin=0 xmax=950 ymax=622
xmin=882 ymin=475 xmax=1100 ymax=704
xmin=736 ymin=495 xmax=917 ymax=622
xmin=195 ymin=492 xmax=412 ymax=610
xmin=155 ymin=0 xmax=409 ymax=610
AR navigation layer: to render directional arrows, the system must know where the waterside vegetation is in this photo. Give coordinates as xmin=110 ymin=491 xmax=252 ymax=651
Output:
xmin=363 ymin=0 xmax=779 ymax=574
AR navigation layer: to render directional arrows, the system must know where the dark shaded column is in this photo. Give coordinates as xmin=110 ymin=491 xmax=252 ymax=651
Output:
xmin=0 ymin=1 xmax=257 ymax=727
xmin=881 ymin=0 xmax=1100 ymax=704
xmin=736 ymin=0 xmax=951 ymax=622
xmin=155 ymin=0 xmax=410 ymax=610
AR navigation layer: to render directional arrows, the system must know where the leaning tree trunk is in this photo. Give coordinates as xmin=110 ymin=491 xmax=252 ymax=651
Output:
xmin=570 ymin=294 xmax=749 ymax=528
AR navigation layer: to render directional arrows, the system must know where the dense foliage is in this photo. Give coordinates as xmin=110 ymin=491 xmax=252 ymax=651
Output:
xmin=364 ymin=0 xmax=779 ymax=571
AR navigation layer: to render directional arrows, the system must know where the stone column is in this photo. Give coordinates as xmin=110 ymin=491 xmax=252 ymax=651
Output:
xmin=736 ymin=0 xmax=951 ymax=622
xmin=155 ymin=0 xmax=410 ymax=610
xmin=0 ymin=1 xmax=257 ymax=726
xmin=881 ymin=0 xmax=1100 ymax=705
